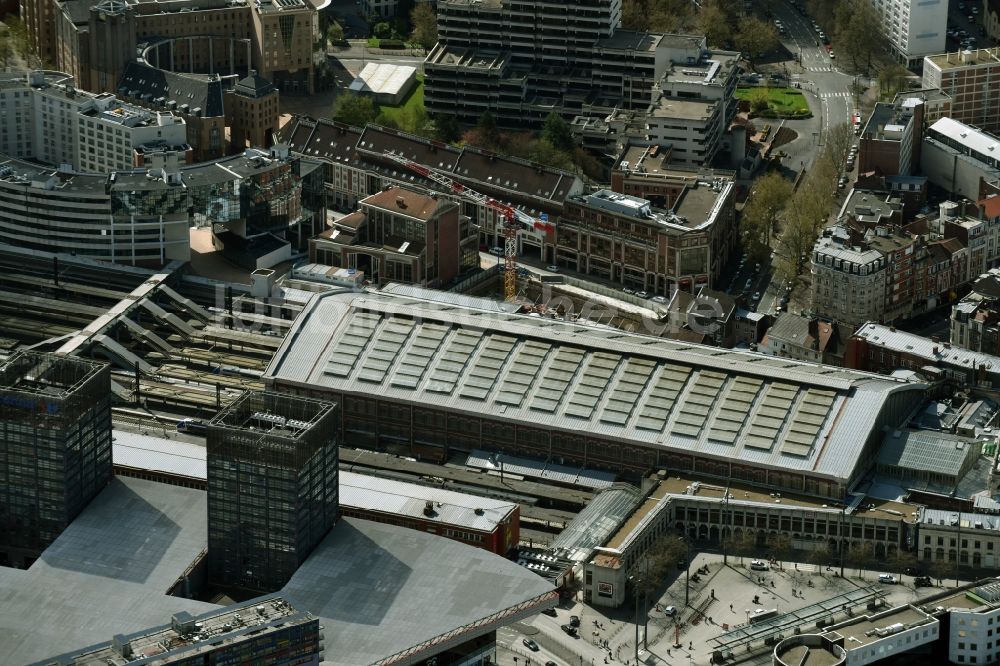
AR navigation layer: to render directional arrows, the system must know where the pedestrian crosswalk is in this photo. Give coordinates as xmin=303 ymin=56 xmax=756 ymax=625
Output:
xmin=807 ymin=66 xmax=837 ymax=72
xmin=820 ymin=91 xmax=851 ymax=98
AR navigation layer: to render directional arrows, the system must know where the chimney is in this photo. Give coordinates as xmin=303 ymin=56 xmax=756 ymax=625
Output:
xmin=932 ymin=335 xmax=940 ymax=344
xmin=933 ymin=345 xmax=939 ymax=355
xmin=396 ymin=196 xmax=407 ymax=209
xmin=944 ymin=341 xmax=952 ymax=349
xmin=423 ymin=500 xmax=434 ymax=517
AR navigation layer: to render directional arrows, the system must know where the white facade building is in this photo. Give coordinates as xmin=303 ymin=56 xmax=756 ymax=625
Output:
xmin=944 ymin=582 xmax=1000 ymax=666
xmin=0 ymin=71 xmax=187 ymax=174
xmin=921 ymin=117 xmax=1000 ymax=199
xmin=812 ymin=226 xmax=889 ymax=328
xmin=873 ymin=0 xmax=947 ymax=68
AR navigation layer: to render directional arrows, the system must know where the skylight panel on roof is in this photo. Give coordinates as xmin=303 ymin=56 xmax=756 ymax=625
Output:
xmin=635 ymin=363 xmax=691 ymax=432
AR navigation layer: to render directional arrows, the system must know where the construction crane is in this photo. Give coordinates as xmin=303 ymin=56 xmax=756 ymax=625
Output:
xmin=382 ymin=150 xmax=552 ymax=301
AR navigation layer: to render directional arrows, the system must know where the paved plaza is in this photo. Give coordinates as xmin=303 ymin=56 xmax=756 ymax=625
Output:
xmin=499 ymin=551 xmax=966 ymax=666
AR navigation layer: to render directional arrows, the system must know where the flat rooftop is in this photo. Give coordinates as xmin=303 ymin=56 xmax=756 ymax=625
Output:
xmin=825 ymin=605 xmax=934 ymax=648
xmin=45 ymin=596 xmax=312 ymax=666
xmin=925 ymin=47 xmax=1000 ymax=71
xmin=0 ymin=350 xmax=105 ymax=398
xmin=340 ymin=470 xmax=517 ymax=532
xmin=652 ymin=96 xmax=717 ymax=120
xmin=0 ymin=478 xmax=556 ymax=666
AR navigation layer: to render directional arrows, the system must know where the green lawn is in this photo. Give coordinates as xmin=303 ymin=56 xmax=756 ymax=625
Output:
xmin=377 ymin=73 xmax=425 ymax=122
xmin=735 ymin=86 xmax=811 ymax=117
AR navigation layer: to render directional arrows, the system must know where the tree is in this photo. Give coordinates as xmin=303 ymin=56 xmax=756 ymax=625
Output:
xmin=326 ymin=22 xmax=345 ymax=47
xmin=331 ymin=93 xmax=379 ymax=127
xmin=434 ymin=113 xmax=462 ymax=143
xmin=834 ymin=0 xmax=884 ymax=74
xmin=741 ymin=172 xmax=793 ymax=262
xmin=878 ymin=64 xmax=911 ymax=100
xmin=928 ymin=557 xmax=951 ymax=586
xmin=823 ymin=122 xmax=855 ymax=176
xmin=542 ymin=112 xmax=574 ymax=153
xmin=373 ymin=21 xmax=392 ymax=39
xmin=394 ymin=0 xmax=415 ymax=37
xmin=696 ymin=0 xmax=732 ymax=49
xmin=748 ymin=87 xmax=770 ymax=114
xmin=410 ymin=3 xmax=438 ymax=50
xmin=5 ymin=16 xmax=30 ymax=61
xmin=735 ymin=17 xmax=779 ymax=70
xmin=0 ymin=31 xmax=12 ymax=69
xmin=847 ymin=543 xmax=878 ymax=579
xmin=476 ymin=111 xmax=501 ymax=150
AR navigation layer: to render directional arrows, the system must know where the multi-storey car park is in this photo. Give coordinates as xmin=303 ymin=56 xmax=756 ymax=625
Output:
xmin=264 ymin=289 xmax=928 ymax=502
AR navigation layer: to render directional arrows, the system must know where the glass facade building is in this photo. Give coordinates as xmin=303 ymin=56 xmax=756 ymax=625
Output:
xmin=0 ymin=352 xmax=111 ymax=567
xmin=207 ymin=391 xmax=339 ymax=593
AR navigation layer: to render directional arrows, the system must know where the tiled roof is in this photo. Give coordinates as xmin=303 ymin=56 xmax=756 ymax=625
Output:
xmin=117 ymin=62 xmax=224 ymax=117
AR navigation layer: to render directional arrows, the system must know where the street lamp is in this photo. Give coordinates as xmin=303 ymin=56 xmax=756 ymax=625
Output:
xmin=745 ymin=608 xmax=751 ymax=625
xmin=629 ymin=575 xmax=641 ymax=666
xmin=679 ymin=534 xmax=691 ymax=606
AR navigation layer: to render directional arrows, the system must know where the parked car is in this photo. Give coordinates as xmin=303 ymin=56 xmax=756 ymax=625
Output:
xmin=651 ymin=295 xmax=668 ymax=304
xmin=636 ymin=290 xmax=649 ymax=299
xmin=750 ymin=559 xmax=770 ymax=571
xmin=752 ymin=291 xmax=761 ymax=301
xmin=489 ymin=246 xmax=504 ymax=256
xmin=829 ymin=51 xmax=836 ymax=59
xmin=523 ymin=639 xmax=539 ymax=651
xmin=546 ymin=265 xmax=559 ymax=272
xmin=569 ymin=615 xmax=580 ymax=627
xmin=663 ymin=605 xmax=678 ymax=617
xmin=623 ymin=287 xmax=635 ymax=295
xmin=878 ymin=573 xmax=899 ymax=584
xmin=915 ymin=576 xmax=934 ymax=587
xmin=745 ymin=278 xmax=753 ymax=290
xmin=561 ymin=624 xmax=578 ymax=636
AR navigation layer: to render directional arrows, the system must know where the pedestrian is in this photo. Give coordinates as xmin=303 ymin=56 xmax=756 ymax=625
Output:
xmin=689 ymin=641 xmax=693 ymax=650
xmin=730 ymin=603 xmax=734 ymax=612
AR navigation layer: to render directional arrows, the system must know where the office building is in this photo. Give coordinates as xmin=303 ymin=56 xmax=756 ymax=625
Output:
xmin=266 ymin=289 xmax=928 ymax=501
xmin=37 ymin=0 xmax=316 ymax=96
xmin=425 ymin=0 xmax=718 ymax=134
xmin=922 ymin=48 xmax=1000 ymax=136
xmin=921 ymin=117 xmax=1000 ymax=200
xmin=37 ymin=596 xmax=321 ymax=666
xmin=309 ymin=185 xmax=474 ymax=287
xmin=773 ymin=604 xmax=938 ymax=666
xmin=0 ymin=140 xmax=323 ymax=268
xmin=207 ymin=391 xmax=339 ymax=594
xmin=0 ymin=71 xmax=189 ymax=174
xmin=553 ymin=181 xmax=736 ymax=296
xmin=859 ymin=97 xmax=924 ymax=178
xmin=0 ymin=352 xmax=110 ymax=568
xmin=873 ymin=0 xmax=947 ymax=68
